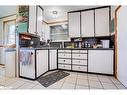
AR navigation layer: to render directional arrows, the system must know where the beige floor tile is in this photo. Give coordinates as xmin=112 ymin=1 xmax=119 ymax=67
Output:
xmin=0 ymin=85 xmax=12 ymax=90
xmin=89 ymin=80 xmax=103 ymax=89
xmin=77 ymin=78 xmax=89 ymax=86
xmin=32 ymin=84 xmax=46 ymax=89
xmin=98 ymin=75 xmax=108 ymax=78
xmin=77 ymin=73 xmax=88 ymax=76
xmin=102 ymin=83 xmax=117 ymax=89
xmin=61 ymin=83 xmax=75 ymax=89
xmin=47 ymin=81 xmax=63 ymax=89
xmin=89 ymin=87 xmax=104 ymax=90
xmin=88 ymin=74 xmax=98 ymax=77
xmin=88 ymin=76 xmax=99 ymax=81
xmin=0 ymin=78 xmax=19 ymax=86
xmin=6 ymin=80 xmax=26 ymax=89
xmin=19 ymin=78 xmax=39 ymax=85
xmin=76 ymin=85 xmax=89 ymax=89
xmin=115 ymin=84 xmax=126 ymax=89
xmin=99 ymin=77 xmax=113 ymax=83
xmin=77 ymin=75 xmax=87 ymax=80
xmin=64 ymin=77 xmax=77 ymax=84
xmin=110 ymin=79 xmax=122 ymax=85
xmin=18 ymin=82 xmax=37 ymax=89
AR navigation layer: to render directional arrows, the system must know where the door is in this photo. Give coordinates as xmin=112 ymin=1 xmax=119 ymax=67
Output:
xmin=69 ymin=12 xmax=80 ymax=38
xmin=95 ymin=8 xmax=110 ymax=36
xmin=29 ymin=6 xmax=36 ymax=34
xmin=117 ymin=6 xmax=127 ymax=88
xmin=36 ymin=50 xmax=48 ymax=77
xmin=88 ymin=50 xmax=113 ymax=74
xmin=4 ymin=20 xmax=16 ymax=45
xmin=81 ymin=10 xmax=94 ymax=37
xmin=49 ymin=50 xmax=57 ymax=70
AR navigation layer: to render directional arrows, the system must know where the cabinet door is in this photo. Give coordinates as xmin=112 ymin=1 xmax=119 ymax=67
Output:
xmin=95 ymin=8 xmax=110 ymax=36
xmin=49 ymin=50 xmax=57 ymax=70
xmin=37 ymin=6 xmax=43 ymax=41
xmin=36 ymin=50 xmax=48 ymax=77
xmin=29 ymin=6 xmax=36 ymax=34
xmin=88 ymin=50 xmax=113 ymax=74
xmin=81 ymin=10 xmax=94 ymax=37
xmin=69 ymin=12 xmax=80 ymax=38
xmin=5 ymin=51 xmax=16 ymax=77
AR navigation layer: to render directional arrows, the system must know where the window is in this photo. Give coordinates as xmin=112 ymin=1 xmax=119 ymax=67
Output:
xmin=50 ymin=23 xmax=68 ymax=41
xmin=4 ymin=20 xmax=16 ymax=45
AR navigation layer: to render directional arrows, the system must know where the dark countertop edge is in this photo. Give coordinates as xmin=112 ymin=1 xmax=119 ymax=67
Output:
xmin=5 ymin=48 xmax=16 ymax=52
xmin=20 ymin=48 xmax=114 ymax=50
xmin=58 ymin=48 xmax=114 ymax=50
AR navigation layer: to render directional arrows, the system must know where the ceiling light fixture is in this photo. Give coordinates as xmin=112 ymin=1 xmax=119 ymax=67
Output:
xmin=52 ymin=10 xmax=58 ymax=15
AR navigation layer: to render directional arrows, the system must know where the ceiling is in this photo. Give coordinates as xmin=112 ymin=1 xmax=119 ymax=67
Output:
xmin=42 ymin=6 xmax=100 ymax=23
xmin=0 ymin=6 xmax=17 ymax=18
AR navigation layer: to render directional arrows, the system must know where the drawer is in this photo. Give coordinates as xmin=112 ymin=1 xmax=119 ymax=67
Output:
xmin=58 ymin=59 xmax=71 ymax=64
xmin=72 ymin=50 xmax=87 ymax=53
xmin=58 ymin=50 xmax=71 ymax=53
xmin=58 ymin=53 xmax=71 ymax=58
xmin=72 ymin=60 xmax=87 ymax=65
xmin=58 ymin=64 xmax=71 ymax=70
xmin=72 ymin=54 xmax=87 ymax=59
xmin=72 ymin=65 xmax=87 ymax=72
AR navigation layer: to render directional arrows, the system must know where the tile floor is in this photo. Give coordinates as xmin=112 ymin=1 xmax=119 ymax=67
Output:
xmin=0 ymin=65 xmax=126 ymax=90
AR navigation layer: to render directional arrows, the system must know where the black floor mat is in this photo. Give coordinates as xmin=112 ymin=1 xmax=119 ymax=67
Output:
xmin=37 ymin=70 xmax=70 ymax=87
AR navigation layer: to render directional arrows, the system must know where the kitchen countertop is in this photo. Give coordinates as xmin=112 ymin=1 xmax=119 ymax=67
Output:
xmin=5 ymin=48 xmax=16 ymax=52
xmin=20 ymin=47 xmax=114 ymax=50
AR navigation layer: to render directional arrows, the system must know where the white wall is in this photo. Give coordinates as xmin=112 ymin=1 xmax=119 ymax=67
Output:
xmin=0 ymin=15 xmax=16 ymax=65
xmin=117 ymin=6 xmax=127 ymax=88
xmin=0 ymin=19 xmax=3 ymax=45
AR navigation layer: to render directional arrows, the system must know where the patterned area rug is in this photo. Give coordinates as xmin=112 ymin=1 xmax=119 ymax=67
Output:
xmin=37 ymin=70 xmax=70 ymax=87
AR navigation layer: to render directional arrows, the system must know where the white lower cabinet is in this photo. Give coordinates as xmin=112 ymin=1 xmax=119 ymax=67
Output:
xmin=49 ymin=50 xmax=57 ymax=70
xmin=72 ymin=65 xmax=87 ymax=72
xmin=36 ymin=50 xmax=48 ymax=77
xmin=88 ymin=50 xmax=113 ymax=74
xmin=5 ymin=50 xmax=16 ymax=77
xmin=58 ymin=64 xmax=71 ymax=70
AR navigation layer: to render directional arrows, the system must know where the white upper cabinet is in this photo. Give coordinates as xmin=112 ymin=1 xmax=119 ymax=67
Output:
xmin=37 ymin=6 xmax=43 ymax=41
xmin=28 ymin=6 xmax=37 ymax=34
xmin=69 ymin=12 xmax=80 ymax=38
xmin=95 ymin=8 xmax=110 ymax=36
xmin=81 ymin=10 xmax=94 ymax=37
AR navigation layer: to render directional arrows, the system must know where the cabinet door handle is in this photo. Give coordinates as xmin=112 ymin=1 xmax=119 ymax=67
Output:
xmin=36 ymin=52 xmax=39 ymax=54
xmin=31 ymin=52 xmax=33 ymax=55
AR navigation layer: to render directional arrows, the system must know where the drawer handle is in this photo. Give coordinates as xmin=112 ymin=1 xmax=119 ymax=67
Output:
xmin=78 ymin=67 xmax=80 ymax=69
xmin=79 ymin=55 xmax=80 ymax=56
xmin=64 ymin=60 xmax=65 ymax=62
xmin=79 ymin=61 xmax=80 ymax=63
xmin=64 ymin=66 xmax=65 ymax=67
